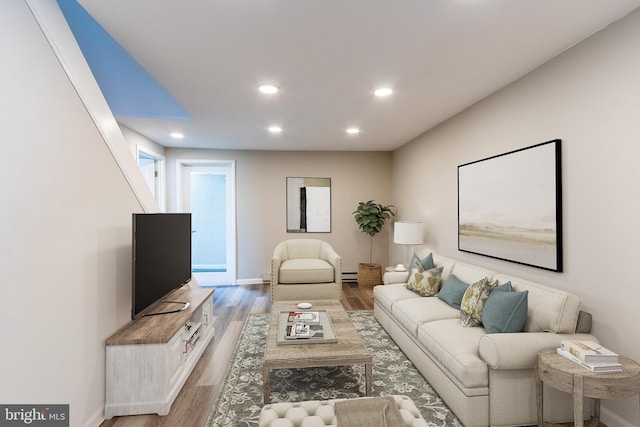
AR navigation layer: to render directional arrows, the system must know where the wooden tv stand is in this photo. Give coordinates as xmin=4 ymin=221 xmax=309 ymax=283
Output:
xmin=104 ymin=284 xmax=215 ymax=418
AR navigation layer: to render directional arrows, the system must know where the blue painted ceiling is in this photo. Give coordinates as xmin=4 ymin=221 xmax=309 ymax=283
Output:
xmin=57 ymin=0 xmax=191 ymax=120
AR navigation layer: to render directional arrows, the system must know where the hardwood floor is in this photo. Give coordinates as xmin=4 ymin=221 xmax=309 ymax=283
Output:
xmin=100 ymin=281 xmax=373 ymax=427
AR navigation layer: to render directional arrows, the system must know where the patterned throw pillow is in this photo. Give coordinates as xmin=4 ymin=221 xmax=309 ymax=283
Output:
xmin=460 ymin=277 xmax=498 ymax=327
xmin=405 ymin=265 xmax=444 ymax=297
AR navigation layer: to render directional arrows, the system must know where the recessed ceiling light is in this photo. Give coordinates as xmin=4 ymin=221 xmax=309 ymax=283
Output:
xmin=268 ymin=126 xmax=282 ymax=133
xmin=346 ymin=128 xmax=360 ymax=135
xmin=259 ymin=84 xmax=279 ymax=94
xmin=374 ymin=87 xmax=393 ymax=97
xmin=170 ymin=132 xmax=184 ymax=139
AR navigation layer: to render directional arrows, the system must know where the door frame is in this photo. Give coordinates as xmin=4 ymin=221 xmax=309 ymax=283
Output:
xmin=136 ymin=145 xmax=166 ymax=211
xmin=176 ymin=159 xmax=236 ymax=285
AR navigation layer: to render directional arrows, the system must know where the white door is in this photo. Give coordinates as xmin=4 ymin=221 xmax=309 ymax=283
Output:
xmin=178 ymin=160 xmax=236 ymax=286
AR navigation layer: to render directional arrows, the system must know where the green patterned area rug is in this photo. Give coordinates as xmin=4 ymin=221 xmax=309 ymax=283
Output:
xmin=205 ymin=310 xmax=462 ymax=427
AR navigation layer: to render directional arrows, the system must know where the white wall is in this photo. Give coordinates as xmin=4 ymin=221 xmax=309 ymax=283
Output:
xmin=0 ymin=2 xmax=149 ymax=426
xmin=120 ymin=124 xmax=166 ymax=161
xmin=392 ymin=8 xmax=640 ymax=426
xmin=166 ymin=148 xmax=393 ymax=280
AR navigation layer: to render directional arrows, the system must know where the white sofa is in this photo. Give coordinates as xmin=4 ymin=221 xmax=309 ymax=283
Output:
xmin=271 ymin=239 xmax=342 ymax=302
xmin=374 ymin=252 xmax=598 ymax=427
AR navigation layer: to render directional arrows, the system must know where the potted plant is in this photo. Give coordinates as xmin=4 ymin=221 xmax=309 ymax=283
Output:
xmin=353 ymin=200 xmax=395 ymax=286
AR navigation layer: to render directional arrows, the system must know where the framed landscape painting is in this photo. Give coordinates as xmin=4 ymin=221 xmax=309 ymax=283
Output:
xmin=458 ymin=139 xmax=562 ymax=272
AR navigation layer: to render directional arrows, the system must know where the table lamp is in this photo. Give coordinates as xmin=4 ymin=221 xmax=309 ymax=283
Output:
xmin=393 ymin=221 xmax=424 ymax=270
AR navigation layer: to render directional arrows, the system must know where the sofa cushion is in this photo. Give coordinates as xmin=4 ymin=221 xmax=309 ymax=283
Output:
xmin=374 ymin=283 xmax=421 ymax=313
xmin=437 ymin=274 xmax=469 ymax=309
xmin=432 ymin=254 xmax=456 ymax=283
xmin=279 ymin=259 xmax=334 ymax=283
xmin=460 ymin=277 xmax=498 ymax=327
xmin=417 ymin=318 xmax=489 ymax=390
xmin=449 ymin=262 xmax=494 ymax=287
xmin=493 ymin=274 xmax=582 ymax=333
xmin=391 ymin=297 xmax=460 ymax=337
xmin=406 ymin=266 xmax=443 ymax=297
xmin=482 ymin=287 xmax=529 ymax=334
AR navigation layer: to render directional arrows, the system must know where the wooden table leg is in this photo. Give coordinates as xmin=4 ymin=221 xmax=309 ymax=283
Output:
xmin=365 ymin=362 xmax=373 ymax=396
xmin=591 ymin=398 xmax=601 ymax=426
xmin=573 ymin=374 xmax=584 ymax=427
xmin=536 ymin=363 xmax=544 ymax=427
xmin=263 ymin=366 xmax=270 ymax=404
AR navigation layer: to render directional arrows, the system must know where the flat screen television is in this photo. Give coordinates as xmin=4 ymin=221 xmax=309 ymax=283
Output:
xmin=132 ymin=213 xmax=192 ymax=319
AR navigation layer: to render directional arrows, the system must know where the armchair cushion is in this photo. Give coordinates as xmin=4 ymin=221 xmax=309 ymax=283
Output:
xmin=279 ymin=259 xmax=335 ymax=284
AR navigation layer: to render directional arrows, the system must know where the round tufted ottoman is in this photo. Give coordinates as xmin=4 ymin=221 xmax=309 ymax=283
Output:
xmin=258 ymin=395 xmax=428 ymax=427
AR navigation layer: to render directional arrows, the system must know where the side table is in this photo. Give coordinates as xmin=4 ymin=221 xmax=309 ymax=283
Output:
xmin=536 ymin=349 xmax=640 ymax=427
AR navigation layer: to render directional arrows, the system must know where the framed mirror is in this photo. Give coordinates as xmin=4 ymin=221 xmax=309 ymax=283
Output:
xmin=286 ymin=177 xmax=331 ymax=232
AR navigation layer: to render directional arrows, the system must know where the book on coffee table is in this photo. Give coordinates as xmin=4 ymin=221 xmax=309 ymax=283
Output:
xmin=284 ymin=322 xmax=310 ymax=339
xmin=277 ymin=310 xmax=337 ymax=345
xmin=309 ymin=324 xmax=324 ymax=338
xmin=287 ymin=311 xmax=321 ymax=323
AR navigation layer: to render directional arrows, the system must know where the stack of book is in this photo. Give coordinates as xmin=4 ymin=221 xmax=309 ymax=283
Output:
xmin=287 ymin=311 xmax=320 ymax=323
xmin=284 ymin=311 xmax=325 ymax=340
xmin=557 ymin=340 xmax=622 ymax=372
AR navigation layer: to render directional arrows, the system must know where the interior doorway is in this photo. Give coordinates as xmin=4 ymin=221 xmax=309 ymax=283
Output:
xmin=136 ymin=146 xmax=166 ymax=211
xmin=177 ymin=159 xmax=236 ymax=286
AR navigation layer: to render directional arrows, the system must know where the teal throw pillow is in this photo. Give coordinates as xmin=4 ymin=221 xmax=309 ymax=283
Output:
xmin=482 ymin=288 xmax=529 ymax=333
xmin=437 ymin=274 xmax=469 ymax=309
xmin=494 ymin=281 xmax=512 ymax=292
xmin=406 ymin=266 xmax=443 ymax=297
xmin=407 ymin=252 xmax=434 ymax=276
xmin=460 ymin=277 xmax=498 ymax=327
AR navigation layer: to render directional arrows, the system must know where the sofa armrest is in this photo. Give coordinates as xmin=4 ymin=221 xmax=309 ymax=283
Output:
xmin=478 ymin=332 xmax=600 ymax=370
xmin=383 ymin=271 xmax=409 ymax=285
xmin=575 ymin=310 xmax=592 ymax=333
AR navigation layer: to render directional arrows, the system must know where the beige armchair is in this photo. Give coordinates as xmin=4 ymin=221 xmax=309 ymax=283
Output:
xmin=270 ymin=239 xmax=342 ymax=302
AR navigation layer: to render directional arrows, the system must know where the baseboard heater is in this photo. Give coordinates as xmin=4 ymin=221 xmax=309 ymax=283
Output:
xmin=342 ymin=272 xmax=358 ymax=283
xmin=265 ymin=272 xmax=358 ymax=283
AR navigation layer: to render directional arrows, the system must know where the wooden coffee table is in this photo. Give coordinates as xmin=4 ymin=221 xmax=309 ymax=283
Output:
xmin=263 ymin=299 xmax=373 ymax=403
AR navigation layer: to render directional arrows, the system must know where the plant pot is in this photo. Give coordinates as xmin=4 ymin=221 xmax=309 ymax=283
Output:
xmin=357 ymin=262 xmax=382 ymax=287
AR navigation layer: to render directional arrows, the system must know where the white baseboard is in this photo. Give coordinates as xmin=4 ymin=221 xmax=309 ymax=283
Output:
xmin=80 ymin=405 xmax=104 ymax=427
xmin=601 ymin=407 xmax=636 ymax=427
xmin=236 ymin=278 xmax=266 ymax=285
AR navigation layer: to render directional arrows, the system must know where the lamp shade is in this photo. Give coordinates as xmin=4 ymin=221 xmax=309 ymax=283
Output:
xmin=393 ymin=221 xmax=424 ymax=245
